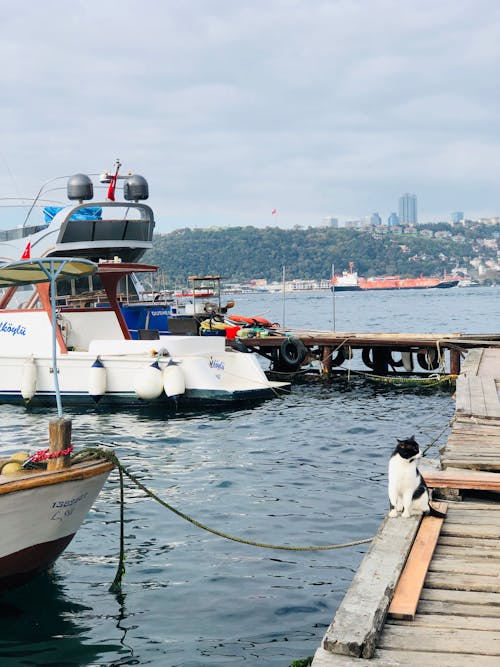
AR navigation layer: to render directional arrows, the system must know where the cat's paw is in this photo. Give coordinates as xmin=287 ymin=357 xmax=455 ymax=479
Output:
xmin=389 ymin=509 xmax=398 ymax=518
xmin=402 ymin=510 xmax=411 ymax=518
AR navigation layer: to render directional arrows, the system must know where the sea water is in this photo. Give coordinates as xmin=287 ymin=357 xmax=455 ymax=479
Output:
xmin=0 ymin=287 xmax=498 ymax=667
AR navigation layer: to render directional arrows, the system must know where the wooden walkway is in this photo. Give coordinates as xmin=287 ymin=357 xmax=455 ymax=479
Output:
xmin=236 ymin=331 xmax=500 ymax=376
xmin=312 ymin=347 xmax=500 ymax=666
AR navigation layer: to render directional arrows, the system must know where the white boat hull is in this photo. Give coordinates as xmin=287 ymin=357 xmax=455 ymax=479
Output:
xmin=0 ymin=464 xmax=111 ymax=590
xmin=0 ymin=339 xmax=288 ymax=407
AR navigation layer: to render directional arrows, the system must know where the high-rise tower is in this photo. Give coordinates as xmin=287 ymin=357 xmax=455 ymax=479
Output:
xmin=398 ymin=193 xmax=417 ymax=224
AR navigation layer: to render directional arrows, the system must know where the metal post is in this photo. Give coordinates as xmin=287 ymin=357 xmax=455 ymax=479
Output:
xmin=282 ymin=265 xmax=286 ymax=329
xmin=331 ymin=262 xmax=336 ymax=332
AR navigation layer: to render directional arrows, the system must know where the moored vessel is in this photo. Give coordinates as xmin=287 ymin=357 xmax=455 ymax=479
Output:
xmin=331 ymin=262 xmax=459 ymax=291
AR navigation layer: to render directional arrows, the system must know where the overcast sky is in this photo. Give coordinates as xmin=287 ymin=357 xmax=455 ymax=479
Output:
xmin=0 ymin=0 xmax=499 ymax=232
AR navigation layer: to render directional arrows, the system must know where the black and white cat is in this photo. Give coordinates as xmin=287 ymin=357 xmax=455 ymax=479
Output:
xmin=388 ymin=436 xmax=445 ymax=518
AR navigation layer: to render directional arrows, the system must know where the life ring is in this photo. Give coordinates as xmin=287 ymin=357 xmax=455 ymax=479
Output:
xmin=417 ymin=348 xmax=440 ymax=370
xmin=280 ymin=336 xmax=307 ymax=369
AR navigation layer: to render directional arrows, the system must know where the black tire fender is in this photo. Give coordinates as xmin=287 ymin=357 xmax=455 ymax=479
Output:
xmin=362 ymin=347 xmax=374 ymax=369
xmin=280 ymin=336 xmax=307 ymax=369
xmin=417 ymin=348 xmax=440 ymax=370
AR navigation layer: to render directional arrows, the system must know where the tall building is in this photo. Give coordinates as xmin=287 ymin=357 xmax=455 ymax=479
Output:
xmin=451 ymin=211 xmax=464 ymax=223
xmin=370 ymin=212 xmax=382 ymax=226
xmin=388 ymin=212 xmax=399 ymax=227
xmin=398 ymin=193 xmax=417 ymax=224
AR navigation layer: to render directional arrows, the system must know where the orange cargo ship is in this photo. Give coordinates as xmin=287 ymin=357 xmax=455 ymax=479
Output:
xmin=331 ymin=263 xmax=459 ymax=291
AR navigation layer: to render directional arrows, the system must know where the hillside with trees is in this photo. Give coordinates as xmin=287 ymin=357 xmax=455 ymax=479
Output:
xmin=143 ymin=223 xmax=500 ymax=286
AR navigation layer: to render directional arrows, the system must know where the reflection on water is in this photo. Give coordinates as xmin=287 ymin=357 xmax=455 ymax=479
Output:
xmin=0 ymin=289 xmax=496 ymax=666
xmin=0 ymin=571 xmax=135 ymax=666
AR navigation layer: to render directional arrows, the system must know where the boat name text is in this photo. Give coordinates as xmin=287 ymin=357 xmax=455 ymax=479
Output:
xmin=209 ymin=357 xmax=225 ymax=371
xmin=0 ymin=321 xmax=27 ymax=336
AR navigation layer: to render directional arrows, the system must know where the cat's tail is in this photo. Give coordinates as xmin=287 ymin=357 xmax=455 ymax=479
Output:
xmin=426 ymin=503 xmax=447 ymax=519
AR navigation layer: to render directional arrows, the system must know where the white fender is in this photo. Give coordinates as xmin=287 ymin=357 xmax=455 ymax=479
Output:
xmin=163 ymin=363 xmax=186 ymax=398
xmin=89 ymin=357 xmax=107 ymax=402
xmin=21 ymin=355 xmax=37 ymax=402
xmin=402 ymin=351 xmax=414 ymax=372
xmin=134 ymin=361 xmax=164 ymax=400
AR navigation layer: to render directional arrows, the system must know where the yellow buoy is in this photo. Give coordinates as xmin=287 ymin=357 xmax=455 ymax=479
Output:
xmin=10 ymin=451 xmax=29 ymax=463
xmin=1 ymin=461 xmax=23 ymax=475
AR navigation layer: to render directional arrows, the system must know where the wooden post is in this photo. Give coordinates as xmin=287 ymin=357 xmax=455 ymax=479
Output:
xmin=449 ymin=348 xmax=461 ymax=375
xmin=48 ymin=417 xmax=72 ymax=471
xmin=322 ymin=346 xmax=332 ymax=376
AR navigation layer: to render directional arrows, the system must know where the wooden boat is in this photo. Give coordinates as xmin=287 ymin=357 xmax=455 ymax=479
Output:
xmin=0 ymin=258 xmax=113 ymax=591
xmin=0 ymin=444 xmax=113 ymax=591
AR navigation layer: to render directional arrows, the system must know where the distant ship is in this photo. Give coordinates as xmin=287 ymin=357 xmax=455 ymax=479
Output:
xmin=330 ymin=262 xmax=459 ymax=291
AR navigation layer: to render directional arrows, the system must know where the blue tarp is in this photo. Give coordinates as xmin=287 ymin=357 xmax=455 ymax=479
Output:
xmin=43 ymin=206 xmax=103 ymax=223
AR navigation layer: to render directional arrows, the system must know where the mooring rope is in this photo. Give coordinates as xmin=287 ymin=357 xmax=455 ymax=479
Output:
xmin=72 ymin=448 xmax=374 ymax=591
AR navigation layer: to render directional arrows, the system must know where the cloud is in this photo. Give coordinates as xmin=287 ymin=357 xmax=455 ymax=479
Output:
xmin=0 ymin=0 xmax=499 ymax=229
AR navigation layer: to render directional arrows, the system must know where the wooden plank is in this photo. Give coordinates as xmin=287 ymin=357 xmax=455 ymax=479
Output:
xmin=420 ymin=587 xmax=500 ymax=605
xmin=313 ymin=646 xmax=500 ymax=666
xmin=434 ymin=546 xmax=500 ymax=559
xmin=422 ymin=467 xmax=500 ymax=491
xmin=440 ymin=460 xmax=500 ymax=471
xmin=379 ymin=624 xmax=500 ymax=655
xmin=469 ymin=376 xmax=489 ymax=417
xmin=441 ymin=524 xmax=500 ymax=539
xmin=455 ymin=374 xmax=472 ymax=415
xmin=428 ymin=556 xmax=500 ymax=576
xmin=388 ymin=502 xmax=447 ymax=621
xmin=424 ymin=571 xmax=500 ymax=592
xmin=461 ymin=348 xmax=483 ymax=376
xmin=375 ymin=649 xmax=500 ymax=666
xmin=389 ymin=613 xmax=500 ymax=631
xmin=417 ymin=599 xmax=500 ymax=617
xmin=482 ymin=377 xmax=500 ymax=418
xmin=322 ymin=514 xmax=421 ymax=658
xmin=438 ymin=535 xmax=500 ymax=549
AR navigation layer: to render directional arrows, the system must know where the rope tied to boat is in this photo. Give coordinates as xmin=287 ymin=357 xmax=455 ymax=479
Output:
xmin=27 ymin=445 xmax=74 ymax=463
xmin=72 ymin=447 xmax=374 ymax=592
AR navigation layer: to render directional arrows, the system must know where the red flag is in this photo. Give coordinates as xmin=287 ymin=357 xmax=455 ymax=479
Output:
xmin=107 ymin=160 xmax=121 ymax=201
xmin=21 ymin=241 xmax=31 ymax=259
xmin=271 ymin=209 xmax=277 ymax=215
xmin=107 ymin=174 xmax=117 ymax=201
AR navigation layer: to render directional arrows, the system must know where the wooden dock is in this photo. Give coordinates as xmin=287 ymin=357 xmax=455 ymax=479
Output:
xmin=311 ymin=347 xmax=500 ymax=666
xmin=233 ymin=331 xmax=500 ymax=377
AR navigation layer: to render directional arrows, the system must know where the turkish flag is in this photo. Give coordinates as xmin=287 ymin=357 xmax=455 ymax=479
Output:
xmin=107 ymin=175 xmax=117 ymax=201
xmin=21 ymin=241 xmax=31 ymax=259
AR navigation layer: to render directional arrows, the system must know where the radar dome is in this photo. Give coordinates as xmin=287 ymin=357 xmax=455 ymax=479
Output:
xmin=67 ymin=174 xmax=93 ymax=201
xmin=124 ymin=174 xmax=149 ymax=201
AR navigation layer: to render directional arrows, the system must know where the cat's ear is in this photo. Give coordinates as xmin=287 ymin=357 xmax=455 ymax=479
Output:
xmin=409 ymin=434 xmax=416 ymax=442
xmin=396 ymin=438 xmax=403 ymax=444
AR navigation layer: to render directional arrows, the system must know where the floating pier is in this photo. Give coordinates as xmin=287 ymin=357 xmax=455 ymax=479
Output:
xmin=311 ymin=346 xmax=500 ymax=666
xmin=234 ymin=331 xmax=500 ymax=377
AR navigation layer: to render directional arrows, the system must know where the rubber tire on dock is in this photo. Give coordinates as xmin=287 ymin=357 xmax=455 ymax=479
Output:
xmin=417 ymin=348 xmax=440 ymax=370
xmin=279 ymin=336 xmax=308 ymax=370
xmin=362 ymin=347 xmax=374 ymax=369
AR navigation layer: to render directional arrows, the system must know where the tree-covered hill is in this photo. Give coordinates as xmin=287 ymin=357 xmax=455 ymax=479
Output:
xmin=142 ymin=224 xmax=499 ymax=285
